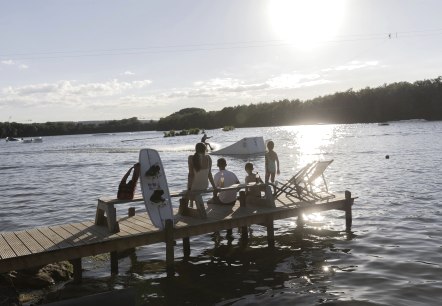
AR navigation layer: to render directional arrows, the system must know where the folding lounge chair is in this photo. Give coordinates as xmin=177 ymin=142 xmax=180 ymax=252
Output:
xmin=299 ymin=160 xmax=335 ymax=201
xmin=273 ymin=162 xmax=316 ymax=200
xmin=274 ymin=160 xmax=335 ymax=202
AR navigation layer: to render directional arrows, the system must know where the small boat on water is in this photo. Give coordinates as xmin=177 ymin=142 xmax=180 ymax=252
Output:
xmin=5 ymin=136 xmax=43 ymax=143
xmin=22 ymin=137 xmax=43 ymax=143
xmin=5 ymin=137 xmax=22 ymax=142
xmin=211 ymin=136 xmax=265 ymax=155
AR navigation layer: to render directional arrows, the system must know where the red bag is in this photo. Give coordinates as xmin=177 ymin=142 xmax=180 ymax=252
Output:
xmin=117 ymin=163 xmax=140 ymax=200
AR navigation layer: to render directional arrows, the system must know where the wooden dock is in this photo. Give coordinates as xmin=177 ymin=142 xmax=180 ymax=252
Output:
xmin=0 ymin=191 xmax=355 ymax=281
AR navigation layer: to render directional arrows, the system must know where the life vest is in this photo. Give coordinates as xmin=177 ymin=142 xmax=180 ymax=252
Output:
xmin=117 ymin=163 xmax=140 ymax=200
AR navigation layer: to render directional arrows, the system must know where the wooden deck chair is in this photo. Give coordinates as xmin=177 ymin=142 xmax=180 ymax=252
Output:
xmin=297 ymin=160 xmax=335 ymax=201
xmin=273 ymin=162 xmax=317 ymax=201
xmin=274 ymin=160 xmax=335 ymax=202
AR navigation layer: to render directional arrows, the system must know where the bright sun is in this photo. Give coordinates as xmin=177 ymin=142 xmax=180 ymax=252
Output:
xmin=268 ymin=0 xmax=346 ymax=49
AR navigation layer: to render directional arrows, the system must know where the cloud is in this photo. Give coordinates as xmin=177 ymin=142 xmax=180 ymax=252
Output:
xmin=122 ymin=70 xmax=135 ymax=76
xmin=323 ymin=60 xmax=379 ymax=72
xmin=160 ymin=73 xmax=331 ymax=102
xmin=266 ymin=73 xmax=331 ymax=89
xmin=0 ymin=72 xmax=333 ymax=119
xmin=1 ymin=60 xmax=15 ymax=65
xmin=1 ymin=59 xmax=29 ymax=69
xmin=161 ymin=78 xmax=267 ymax=100
xmin=0 ymin=79 xmax=153 ymax=108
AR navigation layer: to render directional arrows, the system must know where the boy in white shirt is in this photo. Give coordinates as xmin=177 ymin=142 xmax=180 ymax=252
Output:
xmin=209 ymin=158 xmax=239 ymax=205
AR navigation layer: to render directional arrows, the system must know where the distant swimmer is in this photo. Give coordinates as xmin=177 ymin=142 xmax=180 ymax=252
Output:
xmin=201 ymin=132 xmax=213 ymax=150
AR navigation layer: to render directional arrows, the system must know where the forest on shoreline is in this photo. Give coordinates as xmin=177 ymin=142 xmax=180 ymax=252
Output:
xmin=1 ymin=76 xmax=441 ymax=138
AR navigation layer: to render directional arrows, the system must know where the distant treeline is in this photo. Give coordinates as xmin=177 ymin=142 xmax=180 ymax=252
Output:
xmin=0 ymin=117 xmax=157 ymax=138
xmin=2 ymin=77 xmax=442 ymax=138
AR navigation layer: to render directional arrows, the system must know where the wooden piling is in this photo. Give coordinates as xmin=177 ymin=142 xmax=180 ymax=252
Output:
xmin=71 ymin=258 xmax=82 ymax=284
xmin=239 ymin=191 xmax=246 ymax=207
xmin=345 ymin=190 xmax=352 ymax=231
xmin=165 ymin=219 xmax=174 ymax=277
xmin=182 ymin=237 xmax=190 ymax=257
xmin=241 ymin=226 xmax=248 ymax=240
xmin=297 ymin=214 xmax=305 ymax=227
xmin=110 ymin=251 xmax=118 ymax=275
xmin=239 ymin=191 xmax=248 ymax=239
xmin=266 ymin=217 xmax=275 ymax=248
xmin=128 ymin=207 xmax=135 ymax=217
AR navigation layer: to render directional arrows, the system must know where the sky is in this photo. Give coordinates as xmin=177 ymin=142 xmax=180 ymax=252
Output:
xmin=1 ymin=0 xmax=441 ymax=123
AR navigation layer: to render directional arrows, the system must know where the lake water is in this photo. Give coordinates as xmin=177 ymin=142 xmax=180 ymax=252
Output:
xmin=1 ymin=121 xmax=441 ymax=305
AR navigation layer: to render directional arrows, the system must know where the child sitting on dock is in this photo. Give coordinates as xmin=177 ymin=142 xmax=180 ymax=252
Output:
xmin=244 ymin=162 xmax=264 ymax=198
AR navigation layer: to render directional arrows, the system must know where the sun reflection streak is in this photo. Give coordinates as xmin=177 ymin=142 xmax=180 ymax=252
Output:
xmin=302 ymin=213 xmax=325 ymax=222
xmin=279 ymin=124 xmax=338 ymax=167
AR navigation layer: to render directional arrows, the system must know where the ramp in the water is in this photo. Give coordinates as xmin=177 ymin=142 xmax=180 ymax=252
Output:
xmin=211 ymin=136 xmax=265 ymax=155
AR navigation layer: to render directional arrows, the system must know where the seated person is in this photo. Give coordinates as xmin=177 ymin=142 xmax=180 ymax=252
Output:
xmin=208 ymin=158 xmax=239 ymax=205
xmin=244 ymin=162 xmax=264 ymax=198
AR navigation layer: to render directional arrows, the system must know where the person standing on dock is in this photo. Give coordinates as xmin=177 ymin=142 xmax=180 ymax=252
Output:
xmin=183 ymin=142 xmax=217 ymax=209
xmin=209 ymin=158 xmax=239 ymax=205
xmin=265 ymin=140 xmax=280 ymax=183
xmin=201 ymin=132 xmax=214 ymax=150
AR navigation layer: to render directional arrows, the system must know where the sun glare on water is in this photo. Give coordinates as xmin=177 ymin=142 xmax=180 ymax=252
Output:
xmin=268 ymin=0 xmax=346 ymax=49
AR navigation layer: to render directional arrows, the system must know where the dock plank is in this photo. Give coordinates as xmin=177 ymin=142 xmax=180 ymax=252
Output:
xmin=59 ymin=223 xmax=88 ymax=244
xmin=15 ymin=230 xmax=46 ymax=254
xmin=123 ymin=216 xmax=155 ymax=232
xmin=79 ymin=221 xmax=116 ymax=241
xmin=26 ymin=228 xmax=63 ymax=251
xmin=2 ymin=232 xmax=31 ymax=257
xmin=37 ymin=227 xmax=73 ymax=249
xmin=50 ymin=224 xmax=86 ymax=246
xmin=121 ymin=215 xmax=149 ymax=228
xmin=68 ymin=222 xmax=107 ymax=244
xmin=117 ymin=222 xmax=143 ymax=236
xmin=130 ymin=214 xmax=158 ymax=231
xmin=0 ymin=234 xmax=17 ymax=259
xmin=120 ymin=218 xmax=150 ymax=233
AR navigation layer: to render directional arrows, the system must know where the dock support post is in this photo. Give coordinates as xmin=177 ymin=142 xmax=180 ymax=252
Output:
xmin=110 ymin=251 xmax=119 ymax=275
xmin=239 ymin=191 xmax=248 ymax=240
xmin=239 ymin=191 xmax=246 ymax=207
xmin=241 ymin=226 xmax=248 ymax=241
xmin=71 ymin=258 xmax=82 ymax=284
xmin=165 ymin=219 xmax=174 ymax=277
xmin=297 ymin=213 xmax=305 ymax=227
xmin=128 ymin=207 xmax=135 ymax=217
xmin=183 ymin=237 xmax=190 ymax=257
xmin=266 ymin=217 xmax=275 ymax=248
xmin=345 ymin=190 xmax=352 ymax=231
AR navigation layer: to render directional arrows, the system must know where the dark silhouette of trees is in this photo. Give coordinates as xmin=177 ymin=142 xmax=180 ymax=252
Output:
xmin=2 ymin=76 xmax=442 ymax=138
xmin=0 ymin=117 xmax=157 ymax=138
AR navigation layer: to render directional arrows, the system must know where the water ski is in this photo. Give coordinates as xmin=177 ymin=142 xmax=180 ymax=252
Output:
xmin=139 ymin=148 xmax=174 ymax=229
